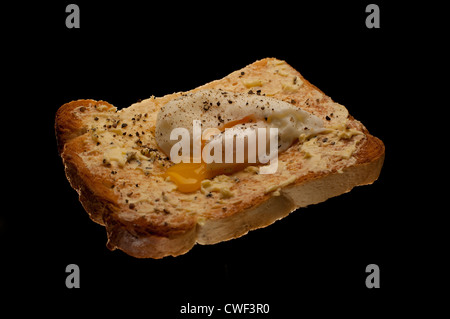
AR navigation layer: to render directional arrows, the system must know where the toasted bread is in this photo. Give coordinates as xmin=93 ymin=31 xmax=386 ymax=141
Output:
xmin=55 ymin=58 xmax=384 ymax=258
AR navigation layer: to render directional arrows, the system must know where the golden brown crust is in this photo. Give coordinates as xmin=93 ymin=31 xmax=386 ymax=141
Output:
xmin=55 ymin=58 xmax=385 ymax=259
xmin=61 ymin=135 xmax=117 ymax=222
xmin=55 ymin=99 xmax=116 ymax=154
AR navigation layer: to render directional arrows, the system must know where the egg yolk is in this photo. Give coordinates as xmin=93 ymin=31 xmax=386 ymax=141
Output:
xmin=220 ymin=115 xmax=255 ymax=130
xmin=164 ymin=162 xmax=249 ymax=193
xmin=163 ymin=162 xmax=209 ymax=193
xmin=163 ymin=116 xmax=255 ymax=193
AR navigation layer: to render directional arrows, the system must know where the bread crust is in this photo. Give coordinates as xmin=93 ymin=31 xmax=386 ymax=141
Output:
xmin=55 ymin=99 xmax=116 ymax=154
xmin=55 ymin=58 xmax=385 ymax=258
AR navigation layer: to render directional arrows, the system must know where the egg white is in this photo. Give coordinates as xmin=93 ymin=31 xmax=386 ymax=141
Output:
xmin=156 ymin=89 xmax=324 ymax=165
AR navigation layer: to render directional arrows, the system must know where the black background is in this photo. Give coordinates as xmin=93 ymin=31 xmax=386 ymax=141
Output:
xmin=2 ymin=1 xmax=438 ymax=316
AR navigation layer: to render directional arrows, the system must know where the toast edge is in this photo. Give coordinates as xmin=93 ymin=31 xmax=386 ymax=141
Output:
xmin=55 ymin=99 xmax=116 ymax=154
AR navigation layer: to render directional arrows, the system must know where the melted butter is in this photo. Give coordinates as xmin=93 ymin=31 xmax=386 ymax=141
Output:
xmin=299 ymin=123 xmax=365 ymax=172
xmin=201 ymin=175 xmax=236 ymax=199
xmin=103 ymin=147 xmax=127 ymax=167
xmin=242 ymin=78 xmax=263 ymax=88
xmin=281 ymin=76 xmax=303 ymax=92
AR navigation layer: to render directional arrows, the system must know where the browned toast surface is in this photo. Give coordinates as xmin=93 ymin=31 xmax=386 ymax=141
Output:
xmin=55 ymin=58 xmax=384 ymax=258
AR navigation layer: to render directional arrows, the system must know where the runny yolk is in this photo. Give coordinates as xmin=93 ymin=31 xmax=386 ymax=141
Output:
xmin=163 ymin=115 xmax=255 ymax=193
xmin=163 ymin=162 xmax=210 ymax=193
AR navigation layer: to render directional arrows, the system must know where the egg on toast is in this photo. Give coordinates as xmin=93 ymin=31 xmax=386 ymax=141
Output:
xmin=55 ymin=58 xmax=385 ymax=258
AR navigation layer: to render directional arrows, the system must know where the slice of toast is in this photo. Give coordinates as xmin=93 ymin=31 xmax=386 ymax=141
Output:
xmin=55 ymin=58 xmax=384 ymax=258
